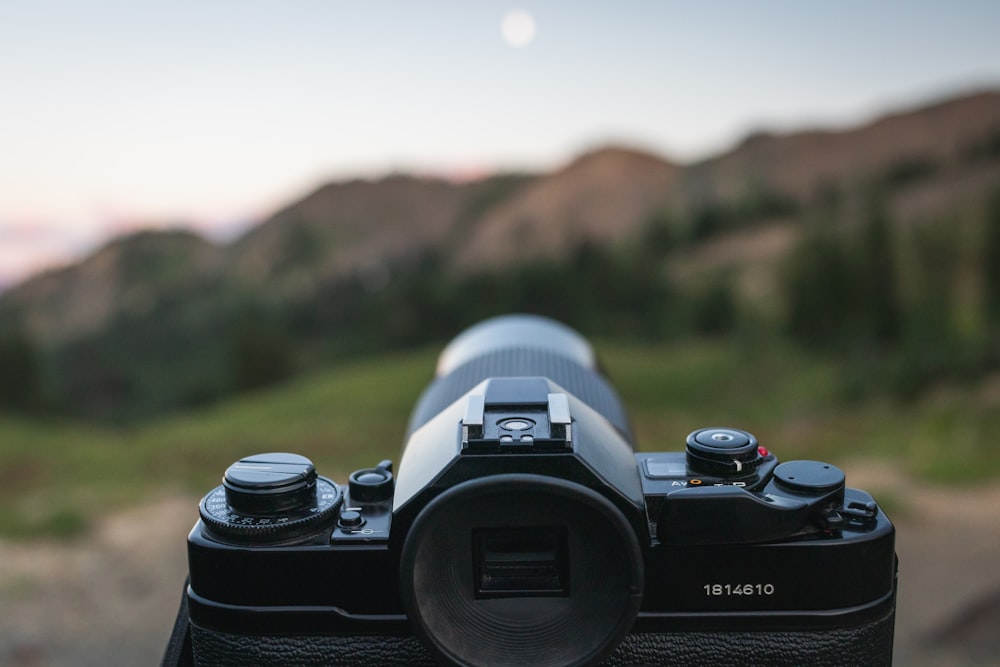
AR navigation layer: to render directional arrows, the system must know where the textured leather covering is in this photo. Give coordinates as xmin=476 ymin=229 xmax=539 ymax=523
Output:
xmin=604 ymin=611 xmax=895 ymax=666
xmin=191 ymin=608 xmax=894 ymax=666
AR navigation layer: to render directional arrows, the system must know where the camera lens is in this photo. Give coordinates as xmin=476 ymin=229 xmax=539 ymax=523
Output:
xmin=434 ymin=315 xmax=596 ymax=377
xmin=395 ymin=315 xmax=647 ymax=664
xmin=406 ymin=315 xmax=633 ymax=442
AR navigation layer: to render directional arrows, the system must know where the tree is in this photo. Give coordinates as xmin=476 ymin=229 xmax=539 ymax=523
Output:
xmin=0 ymin=329 xmax=40 ymax=410
xmin=984 ymin=189 xmax=1000 ymax=333
xmin=784 ymin=226 xmax=856 ymax=348
xmin=856 ymin=196 xmax=903 ymax=345
xmin=691 ymin=276 xmax=738 ymax=337
xmin=230 ymin=322 xmax=293 ymax=392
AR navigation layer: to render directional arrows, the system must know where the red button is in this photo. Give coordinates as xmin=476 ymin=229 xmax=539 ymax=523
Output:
xmin=758 ymin=446 xmax=770 ymax=457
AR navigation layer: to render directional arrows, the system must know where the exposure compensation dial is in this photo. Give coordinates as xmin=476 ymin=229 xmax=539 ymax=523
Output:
xmin=199 ymin=453 xmax=342 ymax=543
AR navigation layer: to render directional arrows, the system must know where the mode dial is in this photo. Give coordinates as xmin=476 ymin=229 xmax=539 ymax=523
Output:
xmin=686 ymin=427 xmax=762 ymax=476
xmin=199 ymin=453 xmax=341 ymax=543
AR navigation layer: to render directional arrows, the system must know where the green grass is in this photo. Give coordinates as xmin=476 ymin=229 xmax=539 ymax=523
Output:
xmin=1 ymin=340 xmax=998 ymax=539
xmin=0 ymin=348 xmax=437 ymax=538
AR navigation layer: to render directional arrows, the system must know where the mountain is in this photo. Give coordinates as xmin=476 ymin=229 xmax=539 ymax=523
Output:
xmin=227 ymin=175 xmax=475 ymax=298
xmin=454 ymin=147 xmax=679 ymax=269
xmin=0 ymin=230 xmax=222 ymax=345
xmin=683 ymin=90 xmax=1000 ymax=203
xmin=2 ymin=88 xmax=999 ymax=420
xmin=7 ymin=90 xmax=1000 ymax=344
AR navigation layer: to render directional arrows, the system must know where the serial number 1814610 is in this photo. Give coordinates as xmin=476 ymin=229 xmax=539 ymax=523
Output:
xmin=703 ymin=583 xmax=775 ymax=596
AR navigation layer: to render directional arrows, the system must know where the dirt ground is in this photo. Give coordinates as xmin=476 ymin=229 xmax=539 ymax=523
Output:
xmin=1 ymin=464 xmax=998 ymax=666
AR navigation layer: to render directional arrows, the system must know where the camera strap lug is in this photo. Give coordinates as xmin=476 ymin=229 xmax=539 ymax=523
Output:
xmin=839 ymin=500 xmax=879 ymax=523
xmin=821 ymin=501 xmax=879 ymax=531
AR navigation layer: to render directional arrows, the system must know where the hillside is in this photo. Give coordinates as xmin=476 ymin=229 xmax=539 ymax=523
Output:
xmin=0 ymin=230 xmax=222 ymax=346
xmin=1 ymin=88 xmax=999 ymax=421
xmin=683 ymin=90 xmax=1000 ymax=203
xmin=4 ymin=90 xmax=1000 ymax=341
xmin=228 ymin=175 xmax=484 ymax=298
xmin=454 ymin=146 xmax=678 ymax=268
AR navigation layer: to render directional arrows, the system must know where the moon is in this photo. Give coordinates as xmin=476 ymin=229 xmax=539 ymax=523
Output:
xmin=501 ymin=9 xmax=537 ymax=48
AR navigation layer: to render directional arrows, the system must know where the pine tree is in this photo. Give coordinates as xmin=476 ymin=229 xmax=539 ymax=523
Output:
xmin=0 ymin=329 xmax=40 ymax=410
xmin=857 ymin=196 xmax=902 ymax=345
xmin=984 ymin=189 xmax=1000 ymax=332
xmin=784 ymin=226 xmax=856 ymax=348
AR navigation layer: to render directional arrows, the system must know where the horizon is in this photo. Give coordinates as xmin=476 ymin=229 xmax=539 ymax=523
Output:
xmin=3 ymin=1 xmax=1000 ymax=289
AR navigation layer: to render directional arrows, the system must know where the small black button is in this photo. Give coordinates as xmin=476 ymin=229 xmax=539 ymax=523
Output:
xmin=339 ymin=510 xmax=365 ymax=529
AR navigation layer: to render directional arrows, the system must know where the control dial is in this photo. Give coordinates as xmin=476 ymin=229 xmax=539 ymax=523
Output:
xmin=686 ymin=427 xmax=762 ymax=476
xmin=199 ymin=453 xmax=341 ymax=543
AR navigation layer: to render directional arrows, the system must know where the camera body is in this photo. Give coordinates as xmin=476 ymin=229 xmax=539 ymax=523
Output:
xmin=179 ymin=316 xmax=896 ymax=666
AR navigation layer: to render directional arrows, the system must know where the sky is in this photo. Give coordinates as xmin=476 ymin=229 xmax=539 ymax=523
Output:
xmin=2 ymin=1 xmax=1000 ymax=289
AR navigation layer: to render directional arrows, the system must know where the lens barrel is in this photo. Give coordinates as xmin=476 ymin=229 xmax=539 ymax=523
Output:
xmin=407 ymin=315 xmax=633 ymax=442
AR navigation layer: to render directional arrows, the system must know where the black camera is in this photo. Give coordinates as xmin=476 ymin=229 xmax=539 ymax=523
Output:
xmin=165 ymin=315 xmax=897 ymax=666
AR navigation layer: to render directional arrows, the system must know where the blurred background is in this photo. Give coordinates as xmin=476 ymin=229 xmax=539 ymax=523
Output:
xmin=2 ymin=2 xmax=999 ymax=665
